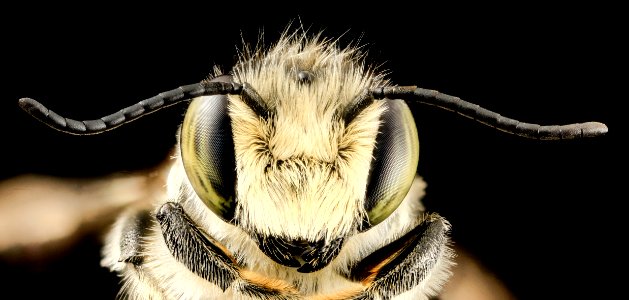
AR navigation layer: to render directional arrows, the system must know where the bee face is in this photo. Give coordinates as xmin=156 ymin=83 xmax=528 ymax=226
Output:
xmin=180 ymin=35 xmax=421 ymax=273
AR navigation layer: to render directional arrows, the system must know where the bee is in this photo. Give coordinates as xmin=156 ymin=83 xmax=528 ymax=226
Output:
xmin=18 ymin=29 xmax=608 ymax=299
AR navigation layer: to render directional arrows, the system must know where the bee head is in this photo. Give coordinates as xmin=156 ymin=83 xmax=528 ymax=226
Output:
xmin=18 ymin=29 xmax=607 ymax=275
xmin=180 ymin=32 xmax=419 ymax=272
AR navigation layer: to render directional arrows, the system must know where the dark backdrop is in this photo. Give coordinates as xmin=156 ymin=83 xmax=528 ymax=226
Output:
xmin=2 ymin=4 xmax=621 ymax=299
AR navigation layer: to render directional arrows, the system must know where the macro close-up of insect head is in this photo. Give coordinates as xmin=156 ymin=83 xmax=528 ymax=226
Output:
xmin=1 ymin=5 xmax=620 ymax=300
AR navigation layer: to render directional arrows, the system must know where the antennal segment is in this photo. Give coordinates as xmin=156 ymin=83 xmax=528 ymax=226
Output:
xmin=371 ymin=86 xmax=608 ymax=140
xmin=18 ymin=81 xmax=242 ymax=135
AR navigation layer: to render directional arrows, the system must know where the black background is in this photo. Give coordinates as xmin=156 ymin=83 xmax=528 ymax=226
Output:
xmin=1 ymin=4 xmax=622 ymax=299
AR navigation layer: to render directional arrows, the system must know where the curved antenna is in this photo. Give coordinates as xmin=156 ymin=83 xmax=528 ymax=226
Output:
xmin=371 ymin=86 xmax=608 ymax=140
xmin=18 ymin=81 xmax=243 ymax=135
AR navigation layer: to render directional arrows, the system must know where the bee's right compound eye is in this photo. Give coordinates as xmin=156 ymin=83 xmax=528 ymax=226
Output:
xmin=180 ymin=76 xmax=237 ymax=222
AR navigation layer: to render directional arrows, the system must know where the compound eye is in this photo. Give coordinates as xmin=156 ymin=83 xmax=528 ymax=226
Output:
xmin=363 ymin=100 xmax=420 ymax=228
xmin=180 ymin=75 xmax=237 ymax=222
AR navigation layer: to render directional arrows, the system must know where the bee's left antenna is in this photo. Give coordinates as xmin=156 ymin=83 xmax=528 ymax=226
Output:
xmin=372 ymin=86 xmax=609 ymax=140
xmin=18 ymin=82 xmax=243 ymax=135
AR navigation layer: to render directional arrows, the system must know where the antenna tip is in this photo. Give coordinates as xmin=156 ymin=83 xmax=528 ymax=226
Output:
xmin=18 ymin=98 xmax=48 ymax=116
xmin=18 ymin=97 xmax=36 ymax=107
xmin=582 ymin=122 xmax=608 ymax=138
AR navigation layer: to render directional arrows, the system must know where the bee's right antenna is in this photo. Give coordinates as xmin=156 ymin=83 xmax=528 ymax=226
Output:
xmin=18 ymin=81 xmax=243 ymax=135
xmin=371 ymin=86 xmax=608 ymax=140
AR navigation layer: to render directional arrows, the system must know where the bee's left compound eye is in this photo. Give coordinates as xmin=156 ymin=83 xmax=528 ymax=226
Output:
xmin=180 ymin=75 xmax=237 ymax=222
xmin=363 ymin=100 xmax=420 ymax=228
